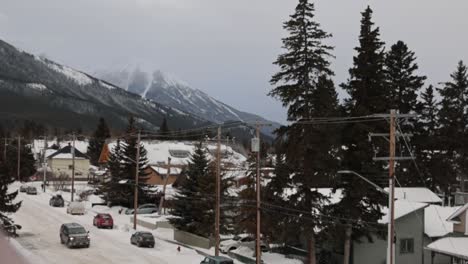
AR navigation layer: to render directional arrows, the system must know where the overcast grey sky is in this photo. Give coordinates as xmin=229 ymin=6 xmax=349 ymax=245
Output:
xmin=1 ymin=0 xmax=468 ymax=123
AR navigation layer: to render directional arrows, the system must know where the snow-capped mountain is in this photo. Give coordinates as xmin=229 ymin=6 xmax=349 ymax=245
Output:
xmin=0 ymin=39 xmax=208 ymax=131
xmin=97 ymin=67 xmax=281 ymax=136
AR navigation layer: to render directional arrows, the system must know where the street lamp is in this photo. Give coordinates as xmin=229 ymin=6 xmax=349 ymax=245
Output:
xmin=337 ymin=170 xmax=388 ymax=195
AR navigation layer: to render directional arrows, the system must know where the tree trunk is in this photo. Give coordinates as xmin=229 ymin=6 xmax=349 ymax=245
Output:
xmin=344 ymin=226 xmax=352 ymax=264
xmin=308 ymin=234 xmax=316 ymax=264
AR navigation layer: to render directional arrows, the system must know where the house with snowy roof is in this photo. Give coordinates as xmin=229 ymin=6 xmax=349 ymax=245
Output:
xmin=353 ymin=200 xmax=428 ymax=264
xmin=423 ymin=205 xmax=459 ymax=264
xmin=425 ymin=204 xmax=468 ymax=263
xmin=144 ymin=165 xmax=183 ymax=186
xmin=47 ymin=144 xmax=90 ymax=180
xmin=385 ymin=187 xmax=443 ymax=205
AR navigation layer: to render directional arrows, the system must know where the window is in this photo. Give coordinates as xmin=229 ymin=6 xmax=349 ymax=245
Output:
xmin=400 ymin=238 xmax=414 ymax=254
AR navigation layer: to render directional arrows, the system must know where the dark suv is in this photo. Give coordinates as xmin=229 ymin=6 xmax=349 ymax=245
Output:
xmin=49 ymin=195 xmax=65 ymax=207
xmin=60 ymin=223 xmax=90 ymax=248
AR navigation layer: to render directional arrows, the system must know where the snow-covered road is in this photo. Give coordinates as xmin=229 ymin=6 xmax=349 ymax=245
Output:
xmin=10 ymin=183 xmax=205 ymax=264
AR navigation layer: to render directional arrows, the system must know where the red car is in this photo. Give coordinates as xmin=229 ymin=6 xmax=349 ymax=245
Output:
xmin=93 ymin=213 xmax=113 ymax=229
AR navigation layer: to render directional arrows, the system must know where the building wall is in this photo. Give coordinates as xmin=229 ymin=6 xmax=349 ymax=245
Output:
xmin=353 ymin=209 xmax=425 ymax=264
xmin=48 ymin=158 xmax=90 ymax=179
xmin=453 ymin=212 xmax=466 ymax=234
xmin=143 ymin=167 xmax=178 ymax=185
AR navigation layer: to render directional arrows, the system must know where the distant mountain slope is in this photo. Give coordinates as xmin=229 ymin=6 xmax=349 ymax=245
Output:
xmin=97 ymin=68 xmax=281 ymax=136
xmin=0 ymin=39 xmax=209 ymax=131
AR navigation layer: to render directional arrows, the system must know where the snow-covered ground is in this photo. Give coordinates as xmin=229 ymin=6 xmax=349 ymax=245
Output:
xmin=8 ymin=181 xmax=299 ymax=264
xmin=8 ymin=182 xmax=206 ymax=264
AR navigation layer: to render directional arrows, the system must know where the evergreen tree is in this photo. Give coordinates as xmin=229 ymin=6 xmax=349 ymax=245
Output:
xmin=104 ymin=117 xmax=149 ymax=207
xmin=5 ymin=139 xmax=36 ymax=182
xmin=102 ymin=140 xmax=124 ymax=205
xmin=263 ymin=149 xmax=291 ymax=244
xmin=87 ymin=118 xmax=111 ymax=166
xmin=336 ymin=6 xmax=387 ymax=251
xmin=414 ymin=86 xmax=448 ymax=190
xmin=385 ymin=40 xmax=426 ymax=114
xmin=0 ymin=161 xmax=21 ymax=229
xmin=269 ymin=0 xmax=339 ymax=260
xmin=437 ymin=61 xmax=468 ymax=190
xmin=384 ymin=40 xmax=426 ymax=185
xmin=170 ymin=143 xmax=232 ymax=237
xmin=170 ymin=144 xmax=209 ymax=234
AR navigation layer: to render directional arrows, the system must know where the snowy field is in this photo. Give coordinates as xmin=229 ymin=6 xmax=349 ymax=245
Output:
xmin=7 ymin=182 xmax=300 ymax=264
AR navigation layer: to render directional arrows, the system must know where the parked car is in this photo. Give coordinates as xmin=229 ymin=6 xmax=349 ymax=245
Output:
xmin=59 ymin=223 xmax=90 ymax=248
xmin=19 ymin=185 xmax=28 ymax=192
xmin=49 ymin=195 xmax=65 ymax=207
xmin=26 ymin=186 xmax=37 ymax=195
xmin=66 ymin=202 xmax=85 ymax=215
xmin=125 ymin=204 xmax=158 ymax=215
xmin=130 ymin=231 xmax=155 ymax=248
xmin=200 ymin=256 xmax=234 ymax=264
xmin=93 ymin=213 xmax=113 ymax=229
xmin=220 ymin=234 xmax=268 ymax=253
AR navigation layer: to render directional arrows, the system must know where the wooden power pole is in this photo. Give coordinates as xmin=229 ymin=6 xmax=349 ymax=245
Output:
xmin=17 ymin=136 xmax=21 ymax=182
xmin=255 ymin=123 xmax=262 ymax=264
xmin=71 ymin=133 xmax=76 ymax=202
xmin=370 ymin=110 xmax=416 ymax=264
xmin=215 ymin=126 xmax=221 ymax=256
xmin=387 ymin=109 xmax=396 ymax=264
xmin=133 ymin=130 xmax=141 ymax=230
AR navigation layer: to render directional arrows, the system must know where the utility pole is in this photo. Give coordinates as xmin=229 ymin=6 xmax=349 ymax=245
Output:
xmin=388 ymin=110 xmax=396 ymax=264
xmin=215 ymin=126 xmax=221 ymax=256
xmin=17 ymin=136 xmax=21 ymax=182
xmin=370 ymin=110 xmax=416 ymax=264
xmin=43 ymin=136 xmax=47 ymax=192
xmin=159 ymin=157 xmax=171 ymax=215
xmin=133 ymin=130 xmax=141 ymax=230
xmin=71 ymin=133 xmax=76 ymax=202
xmin=255 ymin=123 xmax=261 ymax=264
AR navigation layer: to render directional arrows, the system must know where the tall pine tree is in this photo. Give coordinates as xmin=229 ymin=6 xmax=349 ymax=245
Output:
xmin=414 ymin=86 xmax=448 ymax=190
xmin=385 ymin=40 xmax=426 ymax=185
xmin=104 ymin=117 xmax=149 ymax=207
xmin=170 ymin=143 xmax=232 ymax=237
xmin=336 ymin=6 xmax=387 ymax=256
xmin=87 ymin=118 xmax=111 ymax=166
xmin=437 ymin=61 xmax=468 ymax=191
xmin=269 ymin=0 xmax=339 ymax=261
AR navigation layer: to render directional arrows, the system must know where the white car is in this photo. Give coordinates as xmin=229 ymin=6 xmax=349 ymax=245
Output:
xmin=67 ymin=202 xmax=86 ymax=215
xmin=219 ymin=234 xmax=255 ymax=253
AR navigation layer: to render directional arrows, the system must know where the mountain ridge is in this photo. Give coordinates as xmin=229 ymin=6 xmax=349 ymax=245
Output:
xmin=96 ymin=67 xmax=281 ymax=136
xmin=0 ymin=39 xmax=209 ymax=132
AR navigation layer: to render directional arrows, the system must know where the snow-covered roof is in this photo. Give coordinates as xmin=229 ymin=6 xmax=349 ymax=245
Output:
xmin=447 ymin=203 xmax=468 ymax=223
xmin=384 ymin=187 xmax=442 ymax=204
xmin=425 ymin=205 xmax=460 ymax=238
xmin=107 ymin=140 xmax=246 ymax=167
xmin=379 ymin=200 xmax=428 ymax=224
xmin=51 ymin=153 xmax=86 ymax=160
xmin=426 ymin=237 xmax=468 ymax=260
xmin=33 ymin=139 xmax=89 ymax=155
xmin=150 ymin=166 xmax=182 ymax=175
